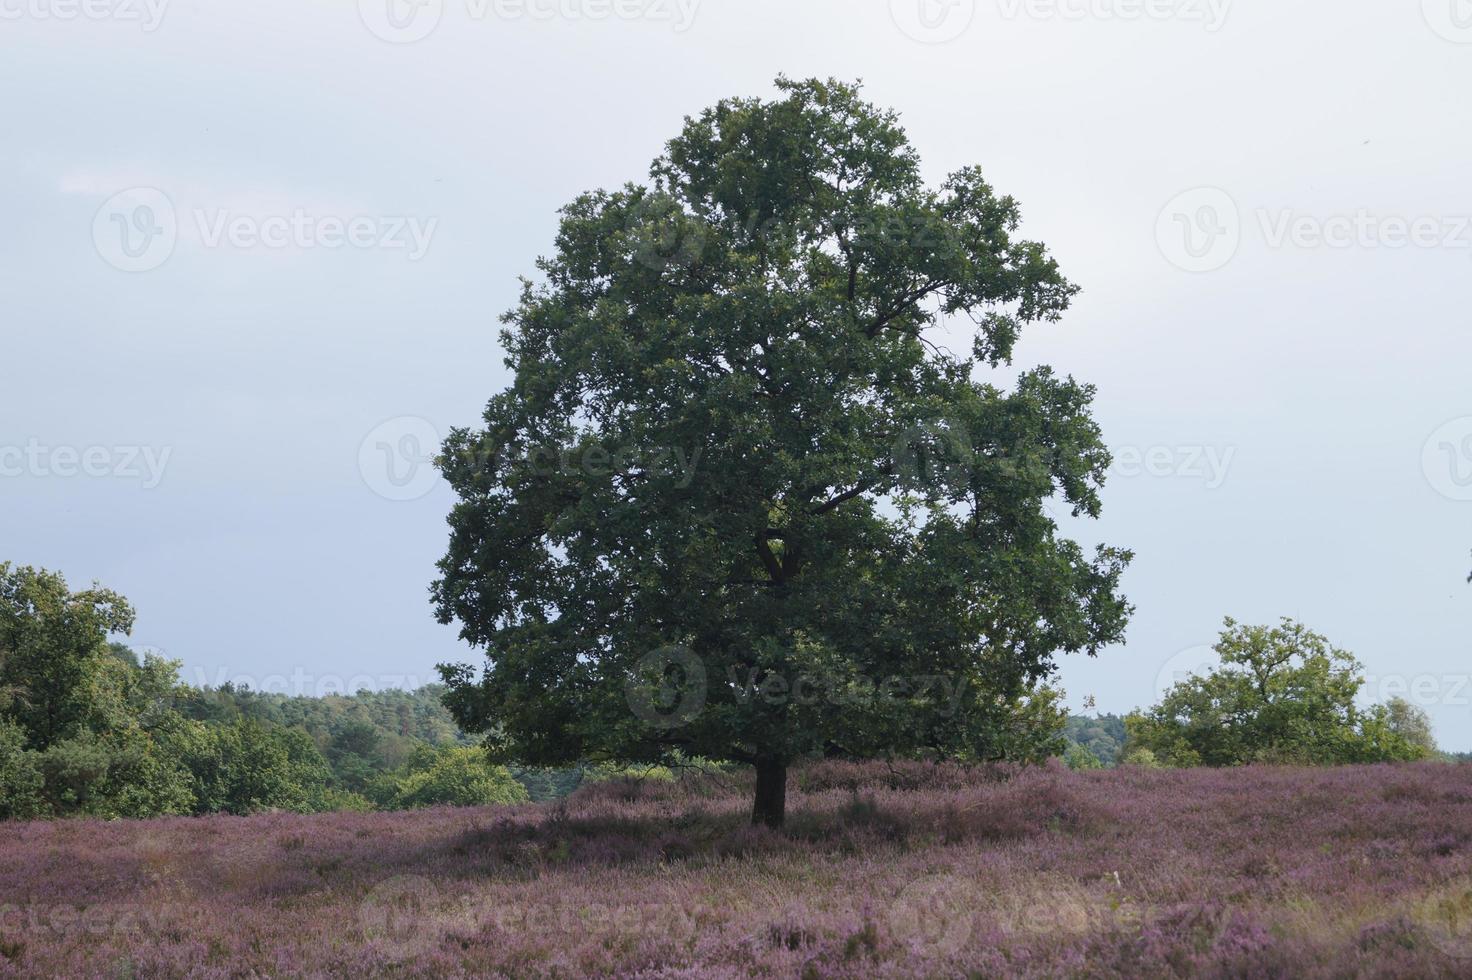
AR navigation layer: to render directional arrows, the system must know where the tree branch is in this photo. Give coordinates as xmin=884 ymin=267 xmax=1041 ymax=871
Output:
xmin=754 ymin=536 xmax=785 ymax=583
xmin=807 ymin=462 xmax=895 ymax=516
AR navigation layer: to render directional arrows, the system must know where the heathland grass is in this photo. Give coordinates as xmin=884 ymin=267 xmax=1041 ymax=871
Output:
xmin=2 ymin=761 xmax=1471 ymax=977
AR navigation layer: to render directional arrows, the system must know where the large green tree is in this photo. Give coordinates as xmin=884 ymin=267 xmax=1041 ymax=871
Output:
xmin=434 ymin=78 xmax=1131 ymax=827
xmin=0 ymin=563 xmax=135 ymax=750
xmin=1125 ymin=618 xmax=1433 ymax=767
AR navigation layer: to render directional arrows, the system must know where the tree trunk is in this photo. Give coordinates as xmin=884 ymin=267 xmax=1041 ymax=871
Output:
xmin=752 ymin=757 xmax=787 ymax=829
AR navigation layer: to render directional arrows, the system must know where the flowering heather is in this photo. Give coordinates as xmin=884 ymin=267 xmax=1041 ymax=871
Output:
xmin=2 ymin=761 xmax=1471 ymax=977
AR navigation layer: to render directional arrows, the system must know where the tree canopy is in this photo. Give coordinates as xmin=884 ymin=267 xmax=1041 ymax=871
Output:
xmin=0 ymin=562 xmax=135 ymax=750
xmin=434 ymin=77 xmax=1132 ymax=826
xmin=1125 ymin=618 xmax=1434 ymax=767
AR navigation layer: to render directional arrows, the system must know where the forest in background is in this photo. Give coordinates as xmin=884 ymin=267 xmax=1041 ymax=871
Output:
xmin=167 ymin=658 xmax=1135 ymax=803
xmin=175 ymin=668 xmax=587 ymax=804
xmin=2 ymin=555 xmax=1460 ymax=823
xmin=1 ymin=633 xmax=1131 ymax=820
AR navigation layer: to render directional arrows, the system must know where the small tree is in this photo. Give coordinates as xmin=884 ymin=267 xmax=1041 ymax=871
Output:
xmin=1383 ymin=697 xmax=1436 ymax=757
xmin=389 ymin=745 xmax=529 ymax=809
xmin=1062 ymin=742 xmax=1104 ymax=771
xmin=434 ymin=78 xmax=1131 ymax=827
xmin=1126 ymin=618 xmax=1428 ymax=766
xmin=175 ymin=718 xmax=329 ymax=816
xmin=0 ymin=563 xmax=135 ymax=750
xmin=0 ymin=717 xmax=45 ymax=819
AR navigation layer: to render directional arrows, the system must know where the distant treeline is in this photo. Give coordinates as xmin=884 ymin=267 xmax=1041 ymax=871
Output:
xmin=177 ymin=678 xmax=596 ymax=802
xmin=1 ymin=633 xmax=530 ymax=820
xmin=183 ymin=675 xmax=1141 ymax=792
xmin=179 ymin=678 xmax=469 ymax=787
xmin=1 ymin=563 xmax=532 ymax=821
xmin=1064 ymin=714 xmax=1127 ymax=767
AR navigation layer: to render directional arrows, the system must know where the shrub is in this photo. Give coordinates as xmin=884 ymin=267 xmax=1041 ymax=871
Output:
xmin=388 ymin=746 xmax=529 ymax=809
xmin=1121 ymin=747 xmax=1162 ymax=769
xmin=0 ymin=717 xmax=45 ymax=819
xmin=307 ymin=786 xmax=376 ymax=813
xmin=1063 ymin=742 xmax=1104 ymax=770
xmin=585 ymin=763 xmax=676 ymax=783
xmin=35 ymin=730 xmax=194 ymax=818
xmin=174 ymin=719 xmax=327 ymax=815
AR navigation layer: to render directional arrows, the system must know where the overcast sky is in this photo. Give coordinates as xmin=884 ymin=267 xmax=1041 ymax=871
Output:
xmin=4 ymin=0 xmax=1470 ymax=747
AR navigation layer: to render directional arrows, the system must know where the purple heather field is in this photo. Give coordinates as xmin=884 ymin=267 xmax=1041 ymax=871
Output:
xmin=3 ymin=760 xmax=1472 ymax=978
